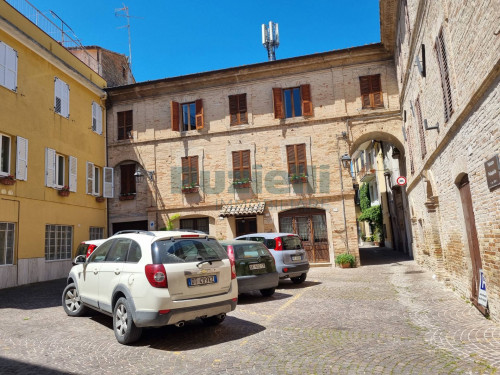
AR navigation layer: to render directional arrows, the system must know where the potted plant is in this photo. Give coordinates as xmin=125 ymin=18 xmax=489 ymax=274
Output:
xmin=0 ymin=174 xmax=15 ymax=185
xmin=289 ymin=173 xmax=308 ymax=183
xmin=335 ymin=253 xmax=356 ymax=268
xmin=181 ymin=183 xmax=199 ymax=194
xmin=95 ymin=196 xmax=105 ymax=203
xmin=232 ymin=177 xmax=251 ymax=188
xmin=58 ymin=185 xmax=70 ymax=197
xmin=119 ymin=193 xmax=136 ymax=201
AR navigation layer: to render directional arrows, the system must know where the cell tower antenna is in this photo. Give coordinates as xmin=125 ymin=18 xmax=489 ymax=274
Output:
xmin=262 ymin=21 xmax=279 ymax=61
xmin=115 ymin=4 xmax=141 ymax=68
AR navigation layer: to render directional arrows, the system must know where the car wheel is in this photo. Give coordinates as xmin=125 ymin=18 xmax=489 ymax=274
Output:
xmin=260 ymin=288 xmax=276 ymax=297
xmin=290 ymin=273 xmax=307 ymax=284
xmin=62 ymin=283 xmax=87 ymax=317
xmin=113 ymin=297 xmax=142 ymax=345
xmin=202 ymin=313 xmax=226 ymax=326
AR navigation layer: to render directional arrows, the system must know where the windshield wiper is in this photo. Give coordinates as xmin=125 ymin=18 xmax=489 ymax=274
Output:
xmin=196 ymin=258 xmax=221 ymax=267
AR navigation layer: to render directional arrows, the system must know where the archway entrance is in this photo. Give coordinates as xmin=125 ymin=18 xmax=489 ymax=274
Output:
xmin=279 ymin=208 xmax=329 ymax=263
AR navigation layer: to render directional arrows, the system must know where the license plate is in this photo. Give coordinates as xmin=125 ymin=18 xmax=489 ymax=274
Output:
xmin=292 ymin=255 xmax=302 ymax=261
xmin=249 ymin=263 xmax=265 ymax=270
xmin=187 ymin=275 xmax=217 ymax=287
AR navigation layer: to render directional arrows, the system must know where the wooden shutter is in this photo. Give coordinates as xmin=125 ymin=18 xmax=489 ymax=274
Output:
xmin=16 ymin=136 xmax=28 ymax=181
xmin=0 ymin=42 xmax=17 ymax=91
xmin=191 ymin=156 xmax=199 ymax=185
xmin=238 ymin=94 xmax=248 ymax=124
xmin=181 ymin=157 xmax=189 ymax=186
xmin=171 ymin=101 xmax=179 ymax=131
xmin=195 ymin=99 xmax=204 ymax=130
xmin=232 ymin=151 xmax=240 ymax=180
xmin=414 ymin=96 xmax=426 ymax=158
xmin=273 ymin=88 xmax=285 ymax=119
xmin=232 ymin=150 xmax=251 ymax=180
xmin=69 ymin=156 xmax=77 ymax=192
xmin=300 ymin=84 xmax=313 ymax=116
xmin=371 ymin=75 xmax=383 ymax=107
xmin=359 ymin=76 xmax=371 ymax=109
xmin=297 ymin=144 xmax=307 ymax=175
xmin=92 ymin=102 xmax=103 ymax=135
xmin=103 ymin=167 xmax=114 ymax=198
xmin=86 ymin=161 xmax=94 ymax=194
xmin=45 ymin=147 xmax=56 ymax=187
xmin=407 ymin=127 xmax=415 ymax=175
xmin=229 ymin=95 xmax=238 ymax=125
xmin=435 ymin=31 xmax=453 ymax=122
xmin=120 ymin=164 xmax=135 ymax=194
xmin=286 ymin=144 xmax=307 ymax=176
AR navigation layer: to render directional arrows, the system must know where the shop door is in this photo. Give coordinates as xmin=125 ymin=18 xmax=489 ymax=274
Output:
xmin=458 ymin=175 xmax=487 ymax=315
xmin=236 ymin=217 xmax=257 ymax=237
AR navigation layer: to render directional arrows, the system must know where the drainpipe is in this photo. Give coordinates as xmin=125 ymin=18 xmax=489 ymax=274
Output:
xmin=336 ymin=133 xmax=350 ymax=254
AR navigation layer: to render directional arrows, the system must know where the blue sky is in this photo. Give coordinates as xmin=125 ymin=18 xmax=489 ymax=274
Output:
xmin=27 ymin=1 xmax=380 ymax=83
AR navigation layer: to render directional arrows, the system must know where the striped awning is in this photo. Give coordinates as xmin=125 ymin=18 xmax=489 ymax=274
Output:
xmin=219 ymin=202 xmax=266 ymax=217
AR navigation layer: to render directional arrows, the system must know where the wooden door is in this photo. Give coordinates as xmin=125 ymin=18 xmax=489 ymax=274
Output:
xmin=458 ymin=175 xmax=487 ymax=315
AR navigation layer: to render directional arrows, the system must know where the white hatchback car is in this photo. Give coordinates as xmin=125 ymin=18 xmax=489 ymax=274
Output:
xmin=62 ymin=230 xmax=238 ymax=344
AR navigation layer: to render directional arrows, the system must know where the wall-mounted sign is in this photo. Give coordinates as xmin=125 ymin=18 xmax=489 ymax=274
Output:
xmin=478 ymin=269 xmax=488 ymax=308
xmin=396 ymin=176 xmax=407 ymax=186
xmin=484 ymin=154 xmax=500 ymax=190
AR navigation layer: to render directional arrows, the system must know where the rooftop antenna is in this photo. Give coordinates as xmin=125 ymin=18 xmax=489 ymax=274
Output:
xmin=262 ymin=21 xmax=279 ymax=61
xmin=115 ymin=4 xmax=140 ymax=68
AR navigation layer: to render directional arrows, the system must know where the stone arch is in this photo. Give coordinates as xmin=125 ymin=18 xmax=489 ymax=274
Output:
xmin=349 ymin=122 xmax=405 ymax=157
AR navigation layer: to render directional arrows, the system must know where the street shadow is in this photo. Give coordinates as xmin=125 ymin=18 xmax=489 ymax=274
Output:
xmin=359 ymin=246 xmax=412 ymax=266
xmin=0 ymin=356 xmax=72 ymax=374
xmin=236 ymin=291 xmax=292 ymax=305
xmin=277 ymin=280 xmax=321 ymax=290
xmin=0 ymin=278 xmax=66 ymax=310
xmin=90 ymin=315 xmax=266 ymax=351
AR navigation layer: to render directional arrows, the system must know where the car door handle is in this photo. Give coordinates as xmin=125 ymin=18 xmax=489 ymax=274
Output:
xmin=93 ymin=269 xmax=98 ymax=275
xmin=114 ymin=269 xmax=121 ymax=275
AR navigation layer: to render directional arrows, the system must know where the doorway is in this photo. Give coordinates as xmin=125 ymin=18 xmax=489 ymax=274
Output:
xmin=236 ymin=216 xmax=257 ymax=237
xmin=112 ymin=220 xmax=148 ymax=234
xmin=458 ymin=174 xmax=487 ymax=315
xmin=279 ymin=208 xmax=329 ymax=263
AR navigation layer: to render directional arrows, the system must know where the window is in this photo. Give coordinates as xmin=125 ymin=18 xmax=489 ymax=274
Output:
xmin=56 ymin=154 xmax=65 ymax=187
xmin=435 ymin=30 xmax=453 ymax=122
xmin=120 ymin=164 xmax=136 ymax=195
xmin=45 ymin=224 xmax=73 ymax=260
xmin=89 ymin=227 xmax=104 ymax=240
xmin=0 ymin=41 xmax=17 ymax=91
xmin=181 ymin=156 xmax=199 ymax=187
xmin=88 ymin=239 xmax=113 ymax=263
xmin=180 ymin=217 xmax=209 ymax=234
xmin=171 ymin=100 xmax=204 ymax=131
xmin=92 ymin=102 xmax=103 ymax=135
xmin=286 ymin=144 xmax=307 ymax=177
xmin=406 ymin=126 xmax=415 ymax=175
xmin=0 ymin=222 xmax=15 ymax=265
xmin=0 ymin=134 xmax=11 ymax=175
xmin=117 ymin=110 xmax=133 ymax=140
xmin=86 ymin=162 xmax=101 ymax=195
xmin=54 ymin=77 xmax=69 ymax=118
xmin=45 ymin=148 xmax=76 ymax=190
xmin=106 ymin=238 xmax=131 ymax=262
xmin=232 ymin=150 xmax=251 ymax=181
xmin=229 ymin=94 xmax=248 ymax=125
xmin=414 ymin=96 xmax=427 ymax=158
xmin=359 ymin=74 xmax=384 ymax=109
xmin=273 ymin=84 xmax=313 ymax=119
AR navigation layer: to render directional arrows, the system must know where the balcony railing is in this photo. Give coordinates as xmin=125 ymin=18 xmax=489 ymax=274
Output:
xmin=5 ymin=0 xmax=100 ymax=72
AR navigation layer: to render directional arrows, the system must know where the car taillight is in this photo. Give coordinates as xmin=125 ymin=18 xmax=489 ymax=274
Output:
xmin=86 ymin=244 xmax=97 ymax=258
xmin=274 ymin=237 xmax=283 ymax=251
xmin=145 ymin=264 xmax=168 ymax=288
xmin=227 ymin=245 xmax=237 ymax=280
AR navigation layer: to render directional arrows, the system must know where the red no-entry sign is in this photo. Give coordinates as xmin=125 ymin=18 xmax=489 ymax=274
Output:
xmin=396 ymin=176 xmax=407 ymax=186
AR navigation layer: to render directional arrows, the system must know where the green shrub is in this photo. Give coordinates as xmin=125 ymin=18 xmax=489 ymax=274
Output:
xmin=335 ymin=253 xmax=356 ymax=267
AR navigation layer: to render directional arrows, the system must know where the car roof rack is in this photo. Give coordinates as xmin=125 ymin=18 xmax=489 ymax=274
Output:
xmin=113 ymin=230 xmax=155 ymax=236
xmin=176 ymin=229 xmax=208 ymax=235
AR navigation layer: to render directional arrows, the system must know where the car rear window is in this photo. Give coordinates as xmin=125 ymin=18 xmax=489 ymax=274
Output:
xmin=281 ymin=236 xmax=302 ymax=250
xmin=246 ymin=236 xmax=276 ymax=250
xmin=75 ymin=243 xmax=88 ymax=257
xmin=232 ymin=243 xmax=272 ymax=260
xmin=152 ymin=238 xmax=228 ymax=264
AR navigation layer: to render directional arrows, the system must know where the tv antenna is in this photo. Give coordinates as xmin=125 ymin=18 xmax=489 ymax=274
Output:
xmin=262 ymin=21 xmax=279 ymax=61
xmin=115 ymin=4 xmax=141 ymax=68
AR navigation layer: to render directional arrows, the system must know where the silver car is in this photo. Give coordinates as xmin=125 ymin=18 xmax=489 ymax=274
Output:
xmin=234 ymin=233 xmax=309 ymax=284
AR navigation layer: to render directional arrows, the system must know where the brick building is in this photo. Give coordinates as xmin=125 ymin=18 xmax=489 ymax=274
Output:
xmin=105 ymin=44 xmax=401 ymax=266
xmin=392 ymin=0 xmax=500 ymax=321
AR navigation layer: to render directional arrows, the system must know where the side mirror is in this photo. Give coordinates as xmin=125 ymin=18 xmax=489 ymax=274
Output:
xmin=72 ymin=255 xmax=87 ymax=266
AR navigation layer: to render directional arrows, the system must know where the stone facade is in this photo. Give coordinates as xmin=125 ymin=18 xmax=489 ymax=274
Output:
xmin=394 ymin=0 xmax=500 ymax=321
xmin=106 ymin=45 xmax=400 ymax=266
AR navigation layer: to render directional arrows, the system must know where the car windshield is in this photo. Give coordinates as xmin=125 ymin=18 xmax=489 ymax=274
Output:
xmin=232 ymin=243 xmax=272 ymax=260
xmin=75 ymin=244 xmax=88 ymax=257
xmin=152 ymin=238 xmax=228 ymax=264
xmin=281 ymin=236 xmax=302 ymax=250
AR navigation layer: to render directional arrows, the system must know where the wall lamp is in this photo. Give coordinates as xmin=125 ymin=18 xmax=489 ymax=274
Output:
xmin=134 ymin=166 xmax=155 ymax=183
xmin=340 ymin=154 xmax=352 ymax=169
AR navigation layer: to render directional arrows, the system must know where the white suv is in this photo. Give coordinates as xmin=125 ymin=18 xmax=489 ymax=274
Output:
xmin=62 ymin=230 xmax=238 ymax=344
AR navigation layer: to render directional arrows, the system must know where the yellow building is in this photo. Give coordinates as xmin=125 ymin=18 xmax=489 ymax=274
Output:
xmin=0 ymin=1 xmax=110 ymax=288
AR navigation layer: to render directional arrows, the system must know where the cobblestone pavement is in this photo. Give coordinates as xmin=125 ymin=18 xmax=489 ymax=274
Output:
xmin=0 ymin=247 xmax=499 ymax=374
